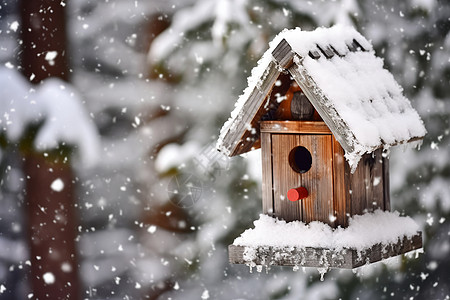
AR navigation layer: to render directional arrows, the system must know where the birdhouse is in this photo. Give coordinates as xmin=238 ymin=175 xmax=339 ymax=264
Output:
xmin=217 ymin=25 xmax=426 ymax=269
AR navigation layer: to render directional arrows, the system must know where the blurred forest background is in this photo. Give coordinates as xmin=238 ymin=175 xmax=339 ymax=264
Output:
xmin=0 ymin=0 xmax=449 ymax=299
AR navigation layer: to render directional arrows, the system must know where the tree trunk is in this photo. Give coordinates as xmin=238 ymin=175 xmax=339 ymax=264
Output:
xmin=20 ymin=0 xmax=69 ymax=83
xmin=19 ymin=0 xmax=80 ymax=299
xmin=24 ymin=153 xmax=80 ymax=299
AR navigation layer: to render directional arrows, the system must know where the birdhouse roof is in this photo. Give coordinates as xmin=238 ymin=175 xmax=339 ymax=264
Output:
xmin=216 ymin=25 xmax=426 ymax=170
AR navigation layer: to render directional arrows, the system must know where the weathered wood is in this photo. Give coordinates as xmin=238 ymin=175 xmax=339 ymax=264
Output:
xmin=260 ymin=121 xmax=331 ymax=134
xmin=272 ymin=38 xmax=294 ymax=69
xmin=352 ymin=39 xmax=366 ymax=52
xmin=308 ymin=50 xmax=321 ymax=59
xmin=272 ymin=134 xmax=302 ymax=222
xmin=347 ymin=41 xmax=357 ymax=52
xmin=350 ymin=150 xmax=386 ymax=216
xmin=291 ymin=91 xmax=315 ymax=120
xmin=367 ymin=149 xmax=385 ymax=210
xmin=228 ymin=231 xmax=422 ymax=269
xmin=331 ymin=45 xmax=346 ymax=57
xmin=271 ymin=133 xmax=334 ymax=224
xmin=219 ymin=60 xmax=282 ymax=156
xmin=317 ymin=45 xmax=335 ymax=59
xmin=219 ymin=40 xmax=424 ymax=157
xmin=332 ymin=136 xmax=351 ymax=227
xmin=261 ymin=132 xmax=274 ymax=215
xmin=288 ymin=61 xmax=355 ymax=155
xmin=220 ymin=67 xmax=292 ymax=157
xmin=383 ymin=155 xmax=391 ymax=211
xmin=301 ymin=135 xmax=334 ymax=225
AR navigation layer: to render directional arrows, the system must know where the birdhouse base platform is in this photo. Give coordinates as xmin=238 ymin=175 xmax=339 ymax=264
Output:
xmin=228 ymin=232 xmax=422 ymax=269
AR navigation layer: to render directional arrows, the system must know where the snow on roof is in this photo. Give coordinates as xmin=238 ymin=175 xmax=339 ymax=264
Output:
xmin=217 ymin=25 xmax=426 ymax=170
xmin=233 ymin=210 xmax=420 ymax=252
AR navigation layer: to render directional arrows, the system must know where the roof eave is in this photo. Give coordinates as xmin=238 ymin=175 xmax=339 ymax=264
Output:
xmin=218 ymin=60 xmax=284 ymax=157
xmin=287 ymin=54 xmax=356 ymax=155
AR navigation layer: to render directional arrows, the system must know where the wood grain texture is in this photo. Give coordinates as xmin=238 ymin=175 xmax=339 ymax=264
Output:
xmin=383 ymin=155 xmax=391 ymax=211
xmin=219 ymin=60 xmax=281 ymax=156
xmin=260 ymin=121 xmax=331 ymax=134
xmin=300 ymin=135 xmax=334 ymax=226
xmin=272 ymin=134 xmax=302 ymax=222
xmin=271 ymin=133 xmax=333 ymax=224
xmin=367 ymin=149 xmax=385 ymax=210
xmin=291 ymin=91 xmax=315 ymax=120
xmin=272 ymin=38 xmax=294 ymax=69
xmin=350 ymin=149 xmax=386 ymax=216
xmin=220 ymin=44 xmax=424 ymax=157
xmin=288 ymin=62 xmax=355 ymax=155
xmin=332 ymin=136 xmax=351 ymax=227
xmin=228 ymin=231 xmax=422 ymax=269
xmin=261 ymin=132 xmax=274 ymax=215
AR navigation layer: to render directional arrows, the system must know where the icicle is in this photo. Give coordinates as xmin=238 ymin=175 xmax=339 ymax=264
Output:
xmin=317 ymin=267 xmax=328 ymax=281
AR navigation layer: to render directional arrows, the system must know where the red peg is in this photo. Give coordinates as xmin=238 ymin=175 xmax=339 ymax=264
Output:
xmin=287 ymin=186 xmax=308 ymax=201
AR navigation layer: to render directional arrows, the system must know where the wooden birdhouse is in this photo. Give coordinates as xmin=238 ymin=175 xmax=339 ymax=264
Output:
xmin=217 ymin=25 xmax=426 ymax=269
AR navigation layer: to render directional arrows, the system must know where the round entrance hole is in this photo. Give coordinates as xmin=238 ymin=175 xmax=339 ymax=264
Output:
xmin=289 ymin=146 xmax=312 ymax=173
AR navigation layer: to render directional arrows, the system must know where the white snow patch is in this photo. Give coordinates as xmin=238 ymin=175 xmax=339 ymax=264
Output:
xmin=147 ymin=225 xmax=157 ymax=234
xmin=50 ymin=178 xmax=64 ymax=192
xmin=201 ymin=289 xmax=210 ymax=300
xmin=233 ymin=210 xmax=420 ymax=252
xmin=45 ymin=51 xmax=58 ymax=64
xmin=43 ymin=272 xmax=55 ymax=284
xmin=61 ymin=262 xmax=72 ymax=273
xmin=411 ymin=0 xmax=435 ymax=11
xmin=155 ymin=141 xmax=200 ymax=173
xmin=0 ymin=68 xmax=100 ymax=167
xmin=10 ymin=21 xmax=19 ymax=32
xmin=148 ymin=0 xmax=249 ymax=61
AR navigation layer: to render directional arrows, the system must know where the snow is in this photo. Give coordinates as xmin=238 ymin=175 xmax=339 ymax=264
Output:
xmin=217 ymin=25 xmax=426 ymax=171
xmin=233 ymin=210 xmax=420 ymax=252
xmin=296 ymin=30 xmax=427 ymax=167
xmin=0 ymin=67 xmax=100 ymax=166
xmin=216 ymin=39 xmax=276 ymax=155
xmin=50 ymin=178 xmax=64 ymax=192
xmin=148 ymin=0 xmax=249 ymax=61
xmin=154 ymin=141 xmax=200 ymax=173
xmin=9 ymin=21 xmax=19 ymax=32
xmin=44 ymin=51 xmax=58 ymax=65
xmin=201 ymin=289 xmax=210 ymax=300
xmin=43 ymin=272 xmax=55 ymax=284
xmin=147 ymin=225 xmax=157 ymax=234
xmin=61 ymin=262 xmax=72 ymax=273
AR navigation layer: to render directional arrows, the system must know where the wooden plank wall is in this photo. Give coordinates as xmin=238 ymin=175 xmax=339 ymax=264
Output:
xmin=348 ymin=149 xmax=386 ymax=216
xmin=332 ymin=137 xmax=351 ymax=227
xmin=271 ymin=133 xmax=334 ymax=225
xmin=261 ymin=132 xmax=274 ymax=215
xmin=383 ymin=155 xmax=391 ymax=211
xmin=272 ymin=134 xmax=302 ymax=221
xmin=300 ymin=134 xmax=334 ymax=225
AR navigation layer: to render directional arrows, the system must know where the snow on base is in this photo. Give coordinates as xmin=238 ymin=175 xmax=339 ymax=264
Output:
xmin=233 ymin=210 xmax=420 ymax=252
